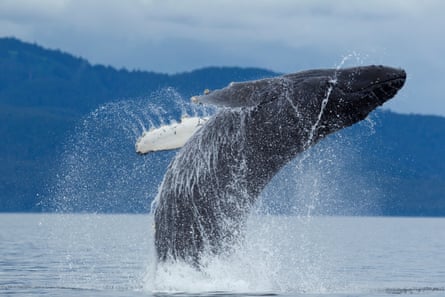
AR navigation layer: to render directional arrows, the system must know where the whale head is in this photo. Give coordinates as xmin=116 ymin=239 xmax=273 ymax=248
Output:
xmin=193 ymin=66 xmax=405 ymax=132
xmin=192 ymin=65 xmax=406 ymax=154
xmin=236 ymin=66 xmax=407 ymax=153
xmin=306 ymin=66 xmax=407 ymax=138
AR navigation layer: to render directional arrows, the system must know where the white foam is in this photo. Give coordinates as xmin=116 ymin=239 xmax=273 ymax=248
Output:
xmin=143 ymin=215 xmax=342 ymax=294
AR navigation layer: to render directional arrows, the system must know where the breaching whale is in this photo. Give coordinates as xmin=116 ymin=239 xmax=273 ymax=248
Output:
xmin=151 ymin=65 xmax=406 ymax=267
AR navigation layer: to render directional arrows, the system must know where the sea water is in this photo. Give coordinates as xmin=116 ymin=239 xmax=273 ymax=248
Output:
xmin=1 ymin=213 xmax=444 ymax=296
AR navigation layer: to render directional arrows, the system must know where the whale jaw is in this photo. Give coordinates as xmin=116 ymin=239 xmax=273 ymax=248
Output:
xmin=316 ymin=66 xmax=406 ymax=138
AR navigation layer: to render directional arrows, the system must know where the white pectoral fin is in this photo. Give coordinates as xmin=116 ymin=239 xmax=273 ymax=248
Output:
xmin=135 ymin=116 xmax=209 ymax=154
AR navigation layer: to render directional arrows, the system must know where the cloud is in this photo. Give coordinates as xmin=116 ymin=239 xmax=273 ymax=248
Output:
xmin=0 ymin=0 xmax=444 ymax=115
xmin=1 ymin=0 xmax=442 ymax=57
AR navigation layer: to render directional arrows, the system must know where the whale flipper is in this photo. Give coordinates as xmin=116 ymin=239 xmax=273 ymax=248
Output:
xmin=136 ymin=116 xmax=209 ymax=154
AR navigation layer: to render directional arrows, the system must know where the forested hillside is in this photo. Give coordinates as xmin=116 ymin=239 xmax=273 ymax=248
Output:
xmin=1 ymin=37 xmax=444 ymax=215
xmin=0 ymin=38 xmax=274 ymax=211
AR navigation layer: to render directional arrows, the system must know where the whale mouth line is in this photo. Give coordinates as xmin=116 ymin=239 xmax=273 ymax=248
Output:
xmin=338 ymin=73 xmax=406 ymax=95
xmin=368 ymin=76 xmax=406 ymax=90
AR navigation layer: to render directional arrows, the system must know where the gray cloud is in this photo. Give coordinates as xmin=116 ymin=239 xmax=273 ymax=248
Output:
xmin=0 ymin=0 xmax=444 ymax=115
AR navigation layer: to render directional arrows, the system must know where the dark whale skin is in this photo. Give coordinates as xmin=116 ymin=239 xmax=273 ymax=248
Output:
xmin=154 ymin=65 xmax=406 ymax=266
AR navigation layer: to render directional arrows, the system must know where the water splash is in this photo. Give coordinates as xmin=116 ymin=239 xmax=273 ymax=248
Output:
xmin=335 ymin=51 xmax=368 ymax=70
xmin=144 ymin=214 xmax=346 ymax=294
xmin=44 ymin=68 xmax=383 ymax=294
xmin=44 ymin=88 xmax=213 ymax=290
xmin=305 ymin=81 xmax=335 ymax=150
xmin=304 ymin=53 xmax=363 ymax=151
xmin=148 ymin=69 xmax=384 ymax=294
xmin=46 ymin=88 xmax=213 ymax=213
xmin=292 ymin=54 xmax=385 ymax=219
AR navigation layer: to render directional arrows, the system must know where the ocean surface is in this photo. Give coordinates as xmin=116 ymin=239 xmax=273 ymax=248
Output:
xmin=1 ymin=214 xmax=444 ymax=296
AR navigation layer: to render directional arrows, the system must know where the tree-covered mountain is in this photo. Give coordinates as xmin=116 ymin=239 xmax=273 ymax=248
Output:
xmin=0 ymin=37 xmax=275 ymax=212
xmin=0 ymin=37 xmax=444 ymax=215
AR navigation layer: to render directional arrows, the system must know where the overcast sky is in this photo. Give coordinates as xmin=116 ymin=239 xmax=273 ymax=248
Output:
xmin=1 ymin=0 xmax=444 ymax=116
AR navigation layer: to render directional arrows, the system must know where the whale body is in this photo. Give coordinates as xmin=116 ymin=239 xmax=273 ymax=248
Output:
xmin=153 ymin=65 xmax=406 ymax=266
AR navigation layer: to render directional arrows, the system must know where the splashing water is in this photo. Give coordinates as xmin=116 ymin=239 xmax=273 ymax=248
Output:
xmin=288 ymin=52 xmax=386 ymax=220
xmin=305 ymin=51 xmax=366 ymax=151
xmin=44 ymin=88 xmax=216 ymax=289
xmin=144 ymin=213 xmax=360 ymax=294
xmin=44 ymin=67 xmax=383 ymax=294
xmin=147 ymin=63 xmax=382 ymax=293
xmin=46 ymin=88 xmax=213 ymax=213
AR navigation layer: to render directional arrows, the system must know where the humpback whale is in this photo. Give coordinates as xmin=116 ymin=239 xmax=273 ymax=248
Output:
xmin=152 ymin=65 xmax=406 ymax=267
